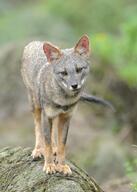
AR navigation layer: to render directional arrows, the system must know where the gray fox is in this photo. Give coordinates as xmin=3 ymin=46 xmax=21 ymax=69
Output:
xmin=21 ymin=35 xmax=113 ymax=175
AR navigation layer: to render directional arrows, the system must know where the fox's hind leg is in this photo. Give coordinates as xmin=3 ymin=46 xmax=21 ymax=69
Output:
xmin=28 ymin=91 xmax=44 ymax=159
xmin=32 ymin=106 xmax=45 ymax=159
xmin=52 ymin=118 xmax=58 ymax=157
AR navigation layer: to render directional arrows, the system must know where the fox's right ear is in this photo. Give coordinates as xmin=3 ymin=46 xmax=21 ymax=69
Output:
xmin=43 ymin=42 xmax=62 ymax=63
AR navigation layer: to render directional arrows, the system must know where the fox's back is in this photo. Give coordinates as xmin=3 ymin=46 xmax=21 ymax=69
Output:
xmin=21 ymin=41 xmax=47 ymax=90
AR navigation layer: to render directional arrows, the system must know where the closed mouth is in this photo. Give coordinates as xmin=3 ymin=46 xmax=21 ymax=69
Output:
xmin=72 ymin=88 xmax=81 ymax=92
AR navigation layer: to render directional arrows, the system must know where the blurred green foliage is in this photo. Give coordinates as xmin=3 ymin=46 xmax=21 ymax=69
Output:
xmin=125 ymin=156 xmax=137 ymax=192
xmin=1 ymin=0 xmax=137 ymax=86
xmin=92 ymin=15 xmax=137 ymax=87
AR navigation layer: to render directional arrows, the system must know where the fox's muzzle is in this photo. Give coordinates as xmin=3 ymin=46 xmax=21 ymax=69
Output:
xmin=69 ymin=84 xmax=81 ymax=91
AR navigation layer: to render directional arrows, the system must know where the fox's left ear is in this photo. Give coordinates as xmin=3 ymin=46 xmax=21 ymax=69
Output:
xmin=43 ymin=42 xmax=62 ymax=63
xmin=74 ymin=35 xmax=90 ymax=56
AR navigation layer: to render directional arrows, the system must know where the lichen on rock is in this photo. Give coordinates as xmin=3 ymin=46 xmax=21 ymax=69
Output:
xmin=0 ymin=147 xmax=103 ymax=192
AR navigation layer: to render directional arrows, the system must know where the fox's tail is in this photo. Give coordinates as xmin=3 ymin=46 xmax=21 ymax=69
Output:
xmin=80 ymin=93 xmax=115 ymax=111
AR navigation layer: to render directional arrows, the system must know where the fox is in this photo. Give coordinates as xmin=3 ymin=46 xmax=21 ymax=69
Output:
xmin=21 ymin=35 xmax=113 ymax=175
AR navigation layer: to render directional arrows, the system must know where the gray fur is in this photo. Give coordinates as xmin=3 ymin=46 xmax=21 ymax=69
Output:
xmin=21 ymin=41 xmax=89 ymax=118
xmin=21 ymin=38 xmax=114 ymax=173
xmin=62 ymin=118 xmax=70 ymax=145
xmin=42 ymin=110 xmax=52 ymax=145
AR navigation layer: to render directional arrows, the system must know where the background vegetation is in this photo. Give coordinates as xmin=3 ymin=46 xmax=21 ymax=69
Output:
xmin=0 ymin=0 xmax=137 ymax=191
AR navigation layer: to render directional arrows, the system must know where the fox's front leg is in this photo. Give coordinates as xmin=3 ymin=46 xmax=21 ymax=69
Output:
xmin=56 ymin=113 xmax=72 ymax=175
xmin=42 ymin=110 xmax=56 ymax=174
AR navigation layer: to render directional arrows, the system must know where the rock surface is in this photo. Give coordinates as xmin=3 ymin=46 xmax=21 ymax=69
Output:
xmin=0 ymin=147 xmax=104 ymax=192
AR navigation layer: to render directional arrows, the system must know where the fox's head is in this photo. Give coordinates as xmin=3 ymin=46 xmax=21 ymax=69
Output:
xmin=43 ymin=35 xmax=90 ymax=95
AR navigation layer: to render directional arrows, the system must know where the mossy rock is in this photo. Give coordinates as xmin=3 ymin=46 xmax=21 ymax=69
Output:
xmin=0 ymin=147 xmax=104 ymax=192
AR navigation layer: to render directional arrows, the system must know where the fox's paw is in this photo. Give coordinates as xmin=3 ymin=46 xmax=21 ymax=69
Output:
xmin=31 ymin=148 xmax=43 ymax=159
xmin=56 ymin=164 xmax=72 ymax=175
xmin=43 ymin=163 xmax=56 ymax=174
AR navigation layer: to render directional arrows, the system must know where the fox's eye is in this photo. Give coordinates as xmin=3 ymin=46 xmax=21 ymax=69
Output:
xmin=76 ymin=67 xmax=83 ymax=73
xmin=60 ymin=71 xmax=68 ymax=76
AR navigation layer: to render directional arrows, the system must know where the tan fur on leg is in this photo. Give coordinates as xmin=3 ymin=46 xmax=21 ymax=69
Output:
xmin=32 ymin=107 xmax=44 ymax=159
xmin=43 ymin=143 xmax=56 ymax=174
xmin=52 ymin=117 xmax=58 ymax=156
xmin=42 ymin=116 xmax=56 ymax=174
xmin=56 ymin=113 xmax=72 ymax=175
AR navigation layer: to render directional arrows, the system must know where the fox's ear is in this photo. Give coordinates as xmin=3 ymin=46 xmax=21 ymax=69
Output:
xmin=74 ymin=35 xmax=90 ymax=56
xmin=43 ymin=42 xmax=62 ymax=62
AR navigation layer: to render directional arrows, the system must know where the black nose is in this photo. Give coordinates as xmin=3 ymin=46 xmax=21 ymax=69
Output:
xmin=71 ymin=84 xmax=78 ymax=89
